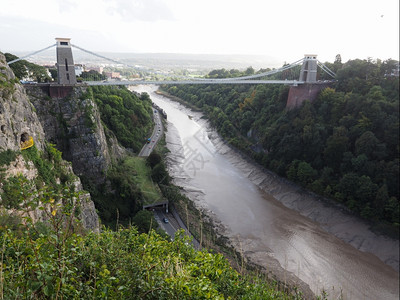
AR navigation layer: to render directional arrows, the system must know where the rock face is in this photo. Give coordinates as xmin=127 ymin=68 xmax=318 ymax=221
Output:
xmin=0 ymin=54 xmax=46 ymax=152
xmin=0 ymin=52 xmax=99 ymax=232
xmin=25 ymin=84 xmax=124 ymax=186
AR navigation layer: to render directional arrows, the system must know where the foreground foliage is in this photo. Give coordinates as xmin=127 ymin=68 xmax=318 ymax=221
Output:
xmin=0 ymin=197 xmax=302 ymax=299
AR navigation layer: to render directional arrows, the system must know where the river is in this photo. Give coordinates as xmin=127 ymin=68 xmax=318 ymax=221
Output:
xmin=131 ymin=85 xmax=399 ymax=300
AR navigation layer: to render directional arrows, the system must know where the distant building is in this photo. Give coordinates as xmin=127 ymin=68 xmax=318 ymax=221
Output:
xmin=75 ymin=64 xmax=84 ymax=76
xmin=85 ymin=66 xmax=104 ymax=74
xmin=55 ymin=38 xmax=77 ymax=84
xmin=104 ymin=71 xmax=121 ymax=79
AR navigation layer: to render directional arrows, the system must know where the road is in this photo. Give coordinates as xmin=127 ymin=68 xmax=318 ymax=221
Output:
xmin=154 ymin=209 xmax=177 ymax=238
xmin=154 ymin=208 xmax=200 ymax=249
xmin=138 ymin=108 xmax=163 ymax=157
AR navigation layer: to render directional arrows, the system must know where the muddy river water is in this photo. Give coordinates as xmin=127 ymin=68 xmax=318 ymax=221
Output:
xmin=131 ymin=85 xmax=399 ymax=299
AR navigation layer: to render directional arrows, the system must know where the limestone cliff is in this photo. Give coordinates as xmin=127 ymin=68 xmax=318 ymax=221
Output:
xmin=25 ymin=85 xmax=125 ymax=186
xmin=0 ymin=52 xmax=99 ymax=232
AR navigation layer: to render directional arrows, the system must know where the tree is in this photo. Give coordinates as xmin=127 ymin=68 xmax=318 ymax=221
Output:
xmin=245 ymin=66 xmax=255 ymax=75
xmin=5 ymin=53 xmax=51 ymax=82
xmin=355 ymin=131 xmax=379 ymax=158
xmin=5 ymin=53 xmax=28 ymax=79
xmin=49 ymin=68 xmax=58 ymax=81
xmin=332 ymin=54 xmax=343 ymax=73
xmin=151 ymin=162 xmax=170 ymax=184
xmin=337 ymin=173 xmax=360 ymax=201
xmin=356 ymin=175 xmax=378 ymax=204
xmin=147 ymin=152 xmax=162 ymax=168
xmin=28 ymin=63 xmax=51 ymax=82
xmin=286 ymin=160 xmax=300 ymax=181
xmin=80 ymin=70 xmax=106 ymax=81
xmin=385 ymin=197 xmax=400 ymax=224
xmin=323 ymin=130 xmax=349 ymax=170
xmin=132 ymin=210 xmax=156 ymax=233
xmin=297 ymin=161 xmax=317 ymax=185
xmin=140 ymin=92 xmax=151 ymax=101
xmin=374 ymin=184 xmax=389 ymax=217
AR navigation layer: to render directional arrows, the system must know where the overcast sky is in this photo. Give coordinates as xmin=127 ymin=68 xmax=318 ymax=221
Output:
xmin=0 ymin=0 xmax=398 ymax=64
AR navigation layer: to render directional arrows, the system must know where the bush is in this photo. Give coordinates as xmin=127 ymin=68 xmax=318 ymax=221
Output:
xmin=151 ymin=162 xmax=170 ymax=184
xmin=0 ymin=175 xmax=32 ymax=209
xmin=132 ymin=209 xmax=157 ymax=233
xmin=1 ymin=212 xmax=301 ymax=299
xmin=147 ymin=152 xmax=162 ymax=168
xmin=0 ymin=149 xmax=18 ymax=166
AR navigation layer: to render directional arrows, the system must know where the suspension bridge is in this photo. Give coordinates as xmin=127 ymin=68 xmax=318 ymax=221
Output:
xmin=7 ymin=38 xmax=336 ymax=87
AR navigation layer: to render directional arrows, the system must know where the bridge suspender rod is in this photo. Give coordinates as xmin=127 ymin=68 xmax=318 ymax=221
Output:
xmin=230 ymin=58 xmax=304 ymax=80
xmin=320 ymin=65 xmax=336 ymax=78
xmin=317 ymin=60 xmax=336 ymax=78
xmin=193 ymin=58 xmax=304 ymax=82
xmin=7 ymin=44 xmax=57 ymax=65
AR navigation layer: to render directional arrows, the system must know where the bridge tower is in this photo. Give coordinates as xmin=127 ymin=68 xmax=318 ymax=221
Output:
xmin=287 ymin=54 xmax=333 ymax=109
xmin=55 ymin=38 xmax=76 ymax=84
xmin=299 ymin=54 xmax=318 ymax=83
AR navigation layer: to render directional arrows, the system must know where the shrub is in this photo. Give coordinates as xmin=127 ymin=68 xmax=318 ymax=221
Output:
xmin=0 ymin=149 xmax=18 ymax=166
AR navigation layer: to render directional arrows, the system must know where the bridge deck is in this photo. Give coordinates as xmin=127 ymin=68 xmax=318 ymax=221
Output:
xmin=86 ymin=79 xmax=305 ymax=86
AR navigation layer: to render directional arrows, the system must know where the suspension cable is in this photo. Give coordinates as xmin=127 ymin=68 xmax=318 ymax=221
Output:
xmin=7 ymin=44 xmax=57 ymax=64
xmin=193 ymin=58 xmax=304 ymax=82
xmin=71 ymin=44 xmax=134 ymax=67
xmin=317 ymin=60 xmax=336 ymax=78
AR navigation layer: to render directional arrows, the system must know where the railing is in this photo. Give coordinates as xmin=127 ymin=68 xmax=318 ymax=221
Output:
xmin=20 ymin=136 xmax=34 ymax=150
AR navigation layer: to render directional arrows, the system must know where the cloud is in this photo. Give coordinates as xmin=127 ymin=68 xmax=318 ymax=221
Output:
xmin=56 ymin=0 xmax=78 ymax=13
xmin=105 ymin=0 xmax=175 ymax=22
xmin=0 ymin=15 xmax=119 ymax=53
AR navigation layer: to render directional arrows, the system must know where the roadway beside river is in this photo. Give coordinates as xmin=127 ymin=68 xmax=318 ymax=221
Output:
xmin=153 ymin=206 xmax=200 ymax=249
xmin=138 ymin=107 xmax=163 ymax=157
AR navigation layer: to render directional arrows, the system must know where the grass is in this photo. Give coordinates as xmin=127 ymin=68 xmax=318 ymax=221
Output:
xmin=124 ymin=156 xmax=162 ymax=205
